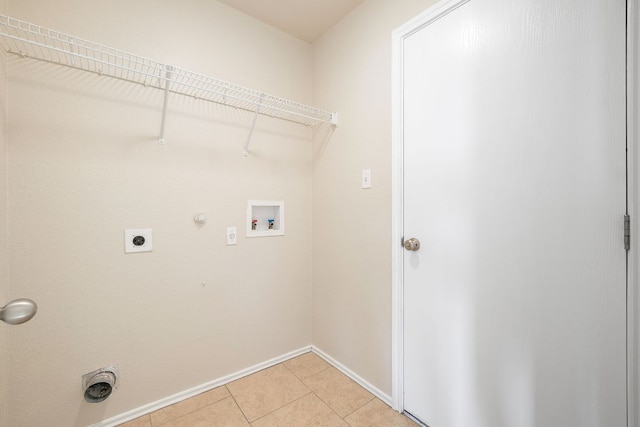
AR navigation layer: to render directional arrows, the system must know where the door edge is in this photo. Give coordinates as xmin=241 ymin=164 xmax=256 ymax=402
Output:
xmin=629 ymin=1 xmax=639 ymax=426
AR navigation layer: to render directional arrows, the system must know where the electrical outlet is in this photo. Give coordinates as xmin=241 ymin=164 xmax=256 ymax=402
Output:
xmin=124 ymin=229 xmax=153 ymax=253
xmin=226 ymin=227 xmax=238 ymax=245
xmin=362 ymin=169 xmax=371 ymax=189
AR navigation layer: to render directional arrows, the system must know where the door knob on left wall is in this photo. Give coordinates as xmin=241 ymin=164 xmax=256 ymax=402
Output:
xmin=0 ymin=298 xmax=37 ymax=325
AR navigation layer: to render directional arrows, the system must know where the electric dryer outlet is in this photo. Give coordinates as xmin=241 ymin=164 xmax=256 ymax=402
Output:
xmin=124 ymin=229 xmax=153 ymax=253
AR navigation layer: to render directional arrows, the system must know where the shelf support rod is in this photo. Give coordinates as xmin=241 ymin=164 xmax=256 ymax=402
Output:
xmin=158 ymin=65 xmax=173 ymax=145
xmin=243 ymin=94 xmax=265 ymax=156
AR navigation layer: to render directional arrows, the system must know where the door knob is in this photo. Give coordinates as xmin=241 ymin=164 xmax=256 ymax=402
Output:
xmin=0 ymin=298 xmax=37 ymax=325
xmin=404 ymin=238 xmax=420 ymax=251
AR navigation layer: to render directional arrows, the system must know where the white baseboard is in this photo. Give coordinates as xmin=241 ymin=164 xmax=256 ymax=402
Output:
xmin=310 ymin=346 xmax=392 ymax=406
xmin=93 ymin=344 xmax=390 ymax=426
xmin=93 ymin=345 xmax=312 ymax=427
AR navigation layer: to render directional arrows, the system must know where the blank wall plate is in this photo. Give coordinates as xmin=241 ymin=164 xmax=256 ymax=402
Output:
xmin=124 ymin=229 xmax=153 ymax=253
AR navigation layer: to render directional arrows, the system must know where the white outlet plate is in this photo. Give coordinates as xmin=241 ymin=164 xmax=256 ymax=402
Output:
xmin=124 ymin=229 xmax=153 ymax=253
xmin=226 ymin=227 xmax=238 ymax=245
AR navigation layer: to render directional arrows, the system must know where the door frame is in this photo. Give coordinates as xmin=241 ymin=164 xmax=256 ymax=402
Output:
xmin=390 ymin=0 xmax=638 ymax=424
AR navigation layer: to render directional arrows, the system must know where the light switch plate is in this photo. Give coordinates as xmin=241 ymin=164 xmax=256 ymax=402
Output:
xmin=362 ymin=169 xmax=371 ymax=189
xmin=124 ymin=229 xmax=153 ymax=253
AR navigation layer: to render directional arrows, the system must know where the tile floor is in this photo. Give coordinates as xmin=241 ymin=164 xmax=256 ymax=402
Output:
xmin=118 ymin=352 xmax=418 ymax=427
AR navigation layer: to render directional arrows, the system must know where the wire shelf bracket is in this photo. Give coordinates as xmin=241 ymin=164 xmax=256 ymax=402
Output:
xmin=0 ymin=15 xmax=338 ymax=150
xmin=244 ymin=94 xmax=265 ymax=156
xmin=158 ymin=65 xmax=173 ymax=145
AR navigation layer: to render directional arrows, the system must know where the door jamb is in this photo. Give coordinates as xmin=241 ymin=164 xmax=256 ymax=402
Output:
xmin=390 ymin=1 xmax=638 ymax=424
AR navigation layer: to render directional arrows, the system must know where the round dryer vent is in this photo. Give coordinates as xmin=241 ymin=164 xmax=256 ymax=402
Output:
xmin=82 ymin=365 xmax=119 ymax=403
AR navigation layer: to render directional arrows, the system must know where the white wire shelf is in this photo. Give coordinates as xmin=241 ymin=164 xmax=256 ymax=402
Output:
xmin=0 ymin=15 xmax=337 ymax=145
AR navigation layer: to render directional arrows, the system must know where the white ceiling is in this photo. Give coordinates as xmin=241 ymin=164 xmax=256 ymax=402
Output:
xmin=217 ymin=0 xmax=364 ymax=43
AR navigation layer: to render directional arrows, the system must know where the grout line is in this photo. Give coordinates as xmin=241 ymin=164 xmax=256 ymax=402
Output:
xmin=226 ymin=361 xmax=314 ymax=424
xmin=311 ymin=346 xmax=392 ymax=405
xmin=341 ymin=394 xmax=376 ymax=419
xmin=225 ymin=385 xmax=252 ymax=426
xmin=301 ymin=367 xmax=376 ymax=422
xmin=148 ymin=386 xmax=231 ymax=426
xmin=280 ymin=352 xmax=331 ymax=381
xmin=301 ymin=357 xmax=383 ymax=422
xmin=308 ymin=390 xmax=346 ymax=423
xmin=248 ymin=388 xmax=314 ymax=425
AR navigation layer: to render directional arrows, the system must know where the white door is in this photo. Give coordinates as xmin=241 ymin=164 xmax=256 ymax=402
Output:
xmin=401 ymin=0 xmax=627 ymax=426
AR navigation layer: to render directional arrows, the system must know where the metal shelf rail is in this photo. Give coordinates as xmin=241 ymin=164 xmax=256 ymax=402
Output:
xmin=0 ymin=15 xmax=337 ymax=151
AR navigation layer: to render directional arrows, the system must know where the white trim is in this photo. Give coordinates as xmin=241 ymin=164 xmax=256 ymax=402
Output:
xmin=394 ymin=0 xmax=471 ymax=40
xmin=311 ymin=346 xmax=392 ymax=405
xmin=390 ymin=0 xmax=471 ymax=413
xmin=91 ymin=346 xmax=311 ymax=427
xmin=390 ymin=14 xmax=405 ymax=414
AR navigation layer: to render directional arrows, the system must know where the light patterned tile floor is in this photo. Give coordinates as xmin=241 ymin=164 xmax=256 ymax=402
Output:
xmin=118 ymin=352 xmax=418 ymax=427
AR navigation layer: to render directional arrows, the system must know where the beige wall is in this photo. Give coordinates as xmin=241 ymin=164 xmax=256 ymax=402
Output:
xmin=6 ymin=1 xmax=313 ymax=425
xmin=2 ymin=0 xmax=461 ymax=423
xmin=311 ymin=0 xmax=438 ymax=396
xmin=0 ymin=1 xmax=8 ymax=426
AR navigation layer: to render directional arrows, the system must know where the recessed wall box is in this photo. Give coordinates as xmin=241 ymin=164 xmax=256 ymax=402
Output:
xmin=247 ymin=200 xmax=284 ymax=237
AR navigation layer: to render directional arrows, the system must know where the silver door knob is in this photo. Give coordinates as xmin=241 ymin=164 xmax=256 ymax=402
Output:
xmin=0 ymin=298 xmax=37 ymax=325
xmin=404 ymin=238 xmax=420 ymax=251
